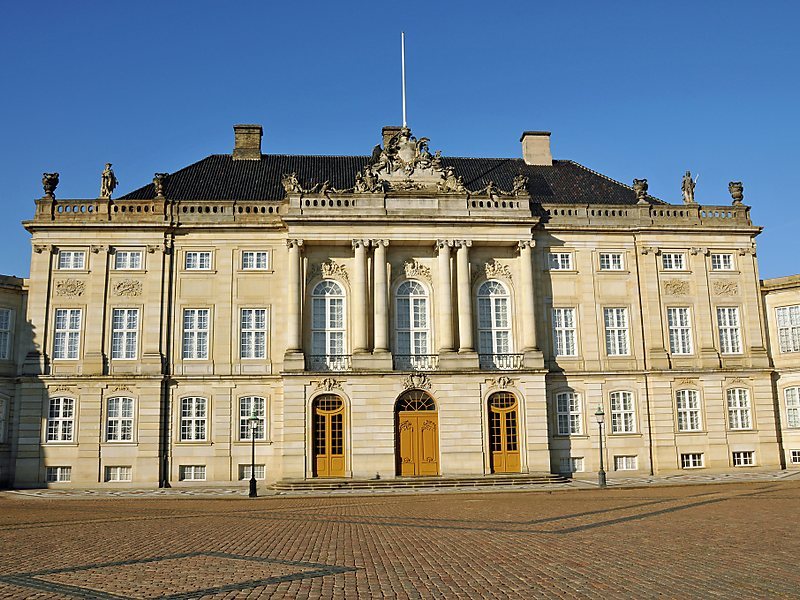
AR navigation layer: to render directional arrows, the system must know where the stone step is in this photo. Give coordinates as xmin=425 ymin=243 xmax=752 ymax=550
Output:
xmin=268 ymin=473 xmax=570 ymax=491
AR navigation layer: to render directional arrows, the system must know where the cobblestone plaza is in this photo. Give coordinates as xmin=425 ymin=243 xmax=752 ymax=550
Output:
xmin=1 ymin=479 xmax=798 ymax=598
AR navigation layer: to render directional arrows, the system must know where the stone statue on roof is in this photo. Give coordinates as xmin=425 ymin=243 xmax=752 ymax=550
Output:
xmin=42 ymin=172 xmax=59 ymax=197
xmin=512 ymin=174 xmax=529 ymax=197
xmin=281 ymin=172 xmax=302 ymax=194
xmin=681 ymin=171 xmax=696 ymax=204
xmin=153 ymin=173 xmax=168 ymax=197
xmin=100 ymin=163 xmax=118 ymax=199
xmin=632 ymin=178 xmax=649 ymax=204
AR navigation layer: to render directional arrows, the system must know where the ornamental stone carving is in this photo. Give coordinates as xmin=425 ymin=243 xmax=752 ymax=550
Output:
xmin=42 ymin=172 xmax=59 ymax=197
xmin=488 ymin=376 xmax=516 ymax=390
xmin=113 ymin=279 xmax=143 ymax=297
xmin=404 ymin=259 xmax=432 ymax=283
xmin=437 ymin=167 xmax=466 ymax=193
xmin=55 ymin=279 xmax=85 ymax=297
xmin=728 ymin=181 xmax=744 ymax=205
xmin=100 ymin=163 xmax=118 ymax=199
xmin=315 ymin=378 xmax=342 ymax=392
xmin=308 ymin=260 xmax=349 ymax=284
xmin=484 ymin=260 xmax=513 ymax=282
xmin=738 ymin=246 xmax=756 ymax=257
xmin=146 ymin=244 xmax=163 ymax=254
xmin=33 ymin=244 xmax=53 ymax=254
xmin=91 ymin=244 xmax=108 ymax=254
xmin=153 ymin=173 xmax=168 ymax=197
xmin=674 ymin=378 xmax=698 ymax=387
xmin=663 ymin=280 xmax=690 ymax=296
xmin=640 ymin=246 xmax=659 ymax=255
xmin=403 ymin=372 xmax=431 ymax=391
xmin=512 ymin=174 xmax=529 ymax=197
xmin=281 ymin=172 xmax=303 ymax=194
xmin=712 ymin=280 xmax=739 ymax=296
xmin=681 ymin=170 xmax=696 ymax=205
xmin=633 ymin=178 xmax=649 ymax=204
xmin=354 ymin=165 xmax=384 ymax=193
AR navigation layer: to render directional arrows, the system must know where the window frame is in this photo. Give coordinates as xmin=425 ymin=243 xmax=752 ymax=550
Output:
xmin=555 ymin=391 xmax=583 ymax=436
xmin=179 ymin=396 xmax=208 ymax=442
xmin=182 ymin=308 xmax=210 ymax=360
xmin=241 ymin=250 xmax=271 ymax=271
xmin=104 ymin=465 xmax=132 ymax=482
xmin=603 ymin=307 xmax=630 ymax=356
xmin=179 ymin=465 xmax=206 ymax=481
xmin=113 ymin=250 xmax=143 ymax=271
xmin=613 ymin=455 xmax=638 ymax=471
xmin=661 ymin=252 xmax=687 ymax=271
xmin=681 ymin=453 xmax=705 ymax=469
xmin=106 ymin=396 xmax=134 ymax=442
xmin=717 ymin=306 xmax=743 ymax=354
xmin=558 ymin=456 xmax=584 ymax=473
xmin=239 ymin=396 xmax=267 ymax=441
xmin=53 ymin=308 xmax=82 ymax=360
xmin=0 ymin=308 xmax=13 ymax=360
xmin=311 ymin=280 xmax=347 ymax=357
xmin=710 ymin=253 xmax=734 ymax=271
xmin=111 ymin=308 xmax=139 ymax=360
xmin=552 ymin=307 xmax=578 ymax=357
xmin=610 ymin=391 xmax=636 ymax=434
xmin=57 ymin=250 xmax=86 ymax=270
xmin=676 ymin=389 xmax=703 ymax=432
xmin=46 ymin=397 xmax=75 ymax=443
xmin=785 ymin=387 xmax=800 ymax=429
xmin=46 ymin=466 xmax=72 ymax=482
xmin=666 ymin=306 xmax=694 ymax=355
xmin=776 ymin=305 xmax=800 ymax=353
xmin=599 ymin=252 xmax=624 ymax=271
xmin=240 ymin=308 xmax=268 ymax=359
xmin=727 ymin=388 xmax=753 ymax=431
xmin=477 ymin=280 xmax=513 ymax=357
xmin=732 ymin=450 xmax=755 ymax=467
xmin=548 ymin=252 xmax=574 ymax=271
xmin=183 ymin=251 xmax=212 ymax=271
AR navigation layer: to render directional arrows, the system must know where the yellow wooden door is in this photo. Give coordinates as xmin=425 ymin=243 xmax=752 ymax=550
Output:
xmin=489 ymin=392 xmax=520 ymax=474
xmin=398 ymin=412 xmax=440 ymax=476
xmin=313 ymin=395 xmax=345 ymax=478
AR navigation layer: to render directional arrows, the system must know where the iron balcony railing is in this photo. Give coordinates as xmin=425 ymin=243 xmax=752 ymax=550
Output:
xmin=479 ymin=353 xmax=524 ymax=370
xmin=393 ymin=354 xmax=440 ymax=371
xmin=306 ymin=354 xmax=352 ymax=372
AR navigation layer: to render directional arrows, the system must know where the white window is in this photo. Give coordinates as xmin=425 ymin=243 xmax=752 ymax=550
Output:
xmin=184 ymin=251 xmax=211 ymax=270
xmin=239 ymin=464 xmax=266 ymax=480
xmin=548 ymin=252 xmax=573 ymax=270
xmin=111 ymin=308 xmax=139 ymax=359
xmin=556 ymin=392 xmax=582 ymax=435
xmin=559 ymin=456 xmax=584 ymax=473
xmin=53 ymin=308 xmax=82 ymax=359
xmin=105 ymin=466 xmax=132 ymax=482
xmin=717 ymin=307 xmax=742 ymax=354
xmin=681 ymin=453 xmax=704 ymax=469
xmin=477 ymin=280 xmax=512 ymax=359
xmin=676 ymin=389 xmax=702 ymax=432
xmin=662 ymin=253 xmax=685 ymax=270
xmin=179 ymin=465 xmax=206 ymax=481
xmin=785 ymin=387 xmax=800 ymax=428
xmin=0 ymin=308 xmax=11 ymax=360
xmin=58 ymin=251 xmax=85 ymax=270
xmin=180 ymin=397 xmax=207 ymax=441
xmin=46 ymin=466 xmax=72 ymax=482
xmin=114 ymin=251 xmax=142 ymax=270
xmin=182 ymin=309 xmax=209 ymax=359
xmin=242 ymin=251 xmax=269 ymax=270
xmin=727 ymin=388 xmax=752 ymax=430
xmin=240 ymin=309 xmax=267 ymax=359
xmin=614 ymin=456 xmax=638 ymax=471
xmin=552 ymin=308 xmax=577 ymax=356
xmin=106 ymin=397 xmax=134 ymax=442
xmin=599 ymin=252 xmax=624 ymax=271
xmin=604 ymin=308 xmax=630 ymax=356
xmin=711 ymin=253 xmax=734 ymax=271
xmin=311 ymin=280 xmax=346 ymax=357
xmin=239 ymin=396 xmax=266 ymax=441
xmin=395 ymin=280 xmax=430 ymax=359
xmin=776 ymin=306 xmax=800 ymax=353
xmin=790 ymin=450 xmax=800 ymax=465
xmin=610 ymin=391 xmax=636 ymax=433
xmin=47 ymin=397 xmax=74 ymax=442
xmin=667 ymin=307 xmax=693 ymax=355
xmin=732 ymin=451 xmax=755 ymax=467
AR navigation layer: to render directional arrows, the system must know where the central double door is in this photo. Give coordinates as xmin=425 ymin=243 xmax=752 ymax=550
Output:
xmin=396 ymin=390 xmax=440 ymax=477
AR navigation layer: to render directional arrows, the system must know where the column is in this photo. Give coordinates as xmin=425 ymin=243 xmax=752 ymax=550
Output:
xmin=286 ymin=239 xmax=304 ymax=353
xmin=352 ymin=239 xmax=369 ymax=353
xmin=373 ymin=239 xmax=389 ymax=353
xmin=436 ymin=240 xmax=454 ymax=352
xmin=455 ymin=240 xmax=474 ymax=352
xmin=518 ymin=240 xmax=539 ymax=351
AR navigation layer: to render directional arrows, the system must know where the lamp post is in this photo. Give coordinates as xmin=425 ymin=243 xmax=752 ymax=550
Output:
xmin=594 ymin=405 xmax=607 ymax=489
xmin=248 ymin=414 xmax=259 ymax=498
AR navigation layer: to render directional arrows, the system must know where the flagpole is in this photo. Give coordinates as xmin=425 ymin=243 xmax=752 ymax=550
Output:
xmin=401 ymin=32 xmax=407 ymax=128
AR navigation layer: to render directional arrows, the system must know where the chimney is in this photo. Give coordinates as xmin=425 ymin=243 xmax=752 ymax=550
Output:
xmin=520 ymin=131 xmax=552 ymax=166
xmin=382 ymin=126 xmax=402 ymax=148
xmin=232 ymin=124 xmax=263 ymax=160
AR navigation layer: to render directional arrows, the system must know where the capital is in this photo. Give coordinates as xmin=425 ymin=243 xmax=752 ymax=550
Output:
xmin=371 ymin=239 xmax=389 ymax=248
xmin=352 ymin=239 xmax=370 ymax=250
xmin=453 ymin=240 xmax=472 ymax=249
xmin=286 ymin=239 xmax=304 ymax=250
xmin=33 ymin=244 xmax=54 ymax=254
xmin=640 ymin=246 xmax=659 ymax=255
xmin=90 ymin=244 xmax=109 ymax=254
xmin=435 ymin=239 xmax=454 ymax=251
xmin=517 ymin=240 xmax=535 ymax=252
xmin=690 ymin=247 xmax=710 ymax=256
xmin=146 ymin=244 xmax=164 ymax=254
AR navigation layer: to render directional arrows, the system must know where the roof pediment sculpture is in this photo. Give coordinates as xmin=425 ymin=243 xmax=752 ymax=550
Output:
xmin=367 ymin=126 xmax=454 ymax=193
xmin=153 ymin=173 xmax=168 ymax=197
xmin=728 ymin=181 xmax=744 ymax=205
xmin=681 ymin=171 xmax=696 ymax=205
xmin=42 ymin=172 xmax=59 ymax=197
xmin=633 ymin=178 xmax=649 ymax=204
xmin=100 ymin=163 xmax=118 ymax=199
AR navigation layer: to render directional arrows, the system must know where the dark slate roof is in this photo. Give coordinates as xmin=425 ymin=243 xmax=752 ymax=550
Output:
xmin=121 ymin=154 xmax=663 ymax=205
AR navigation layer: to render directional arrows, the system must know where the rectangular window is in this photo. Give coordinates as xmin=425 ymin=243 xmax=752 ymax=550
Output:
xmin=676 ymin=389 xmax=702 ymax=432
xmin=58 ymin=251 xmax=85 ymax=270
xmin=46 ymin=466 xmax=72 ymax=482
xmin=662 ymin=253 xmax=685 ymax=270
xmin=604 ymin=308 xmax=630 ymax=356
xmin=667 ymin=307 xmax=693 ymax=355
xmin=614 ymin=456 xmax=638 ymax=471
xmin=114 ymin=251 xmax=142 ymax=270
xmin=790 ymin=450 xmax=800 ymax=464
xmin=732 ymin=451 xmax=755 ymax=467
xmin=776 ymin=306 xmax=800 ymax=353
xmin=599 ymin=252 xmax=624 ymax=271
xmin=548 ymin=252 xmax=573 ymax=270
xmin=610 ymin=391 xmax=636 ymax=433
xmin=239 ymin=396 xmax=267 ymax=440
xmin=111 ymin=308 xmax=139 ymax=359
xmin=106 ymin=397 xmax=134 ymax=442
xmin=242 ymin=251 xmax=270 ymax=270
xmin=785 ymin=387 xmax=800 ymax=428
xmin=727 ymin=389 xmax=752 ymax=430
xmin=711 ymin=253 xmax=734 ymax=271
xmin=53 ymin=308 xmax=82 ymax=359
xmin=717 ymin=307 xmax=742 ymax=354
xmin=105 ymin=466 xmax=132 ymax=482
xmin=558 ymin=457 xmax=584 ymax=473
xmin=240 ymin=309 xmax=267 ymax=359
xmin=0 ymin=398 xmax=6 ymax=444
xmin=184 ymin=251 xmax=211 ymax=270
xmin=681 ymin=453 xmax=704 ymax=469
xmin=47 ymin=397 xmax=74 ymax=442
xmin=239 ymin=464 xmax=266 ymax=480
xmin=556 ymin=392 xmax=582 ymax=435
xmin=552 ymin=308 xmax=577 ymax=356
xmin=179 ymin=465 xmax=206 ymax=481
xmin=183 ymin=309 xmax=209 ymax=359
xmin=0 ymin=308 xmax=11 ymax=360
xmin=180 ymin=397 xmax=207 ymax=441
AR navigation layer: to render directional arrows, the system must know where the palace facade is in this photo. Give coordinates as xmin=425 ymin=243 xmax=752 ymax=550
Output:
xmin=1 ymin=123 xmax=799 ymax=488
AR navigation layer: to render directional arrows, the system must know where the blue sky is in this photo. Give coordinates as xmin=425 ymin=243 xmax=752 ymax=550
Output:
xmin=1 ymin=1 xmax=797 ymax=278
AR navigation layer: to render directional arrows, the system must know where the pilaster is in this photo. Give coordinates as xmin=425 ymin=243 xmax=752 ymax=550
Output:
xmin=284 ymin=239 xmax=305 ymax=371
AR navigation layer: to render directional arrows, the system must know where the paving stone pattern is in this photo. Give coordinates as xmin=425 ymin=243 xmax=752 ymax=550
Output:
xmin=1 ymin=480 xmax=799 ymax=598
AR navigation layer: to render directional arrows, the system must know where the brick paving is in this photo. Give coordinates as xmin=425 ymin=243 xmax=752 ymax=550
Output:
xmin=1 ymin=480 xmax=799 ymax=598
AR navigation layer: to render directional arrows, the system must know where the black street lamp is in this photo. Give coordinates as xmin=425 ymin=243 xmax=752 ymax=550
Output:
xmin=248 ymin=414 xmax=259 ymax=498
xmin=594 ymin=405 xmax=607 ymax=489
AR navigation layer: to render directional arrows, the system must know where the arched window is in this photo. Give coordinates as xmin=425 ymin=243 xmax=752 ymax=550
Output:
xmin=311 ymin=280 xmax=346 ymax=358
xmin=478 ymin=280 xmax=512 ymax=365
xmin=396 ymin=389 xmax=436 ymax=412
xmin=395 ymin=280 xmax=430 ymax=359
